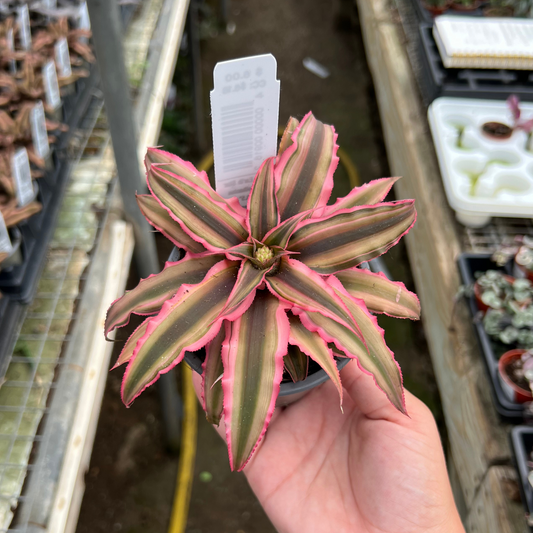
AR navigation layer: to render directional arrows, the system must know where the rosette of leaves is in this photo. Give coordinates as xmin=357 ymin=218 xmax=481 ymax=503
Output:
xmin=106 ymin=112 xmax=420 ymax=471
xmin=481 ymin=275 xmax=533 ymax=348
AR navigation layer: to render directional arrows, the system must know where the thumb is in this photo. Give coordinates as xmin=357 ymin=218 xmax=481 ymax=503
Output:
xmin=340 ymin=359 xmax=407 ymax=421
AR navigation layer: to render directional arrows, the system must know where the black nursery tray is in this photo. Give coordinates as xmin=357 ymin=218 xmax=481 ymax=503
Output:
xmin=511 ymin=426 xmax=533 ymax=529
xmin=413 ymin=0 xmax=485 ymax=24
xmin=0 ymin=67 xmax=99 ymax=303
xmin=417 ymin=23 xmax=533 ymax=105
xmin=457 ymin=253 xmax=525 ymax=421
xmin=0 ymin=295 xmax=24 ymax=381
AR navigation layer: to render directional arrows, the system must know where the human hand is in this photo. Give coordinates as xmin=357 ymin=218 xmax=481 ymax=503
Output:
xmin=192 ymin=360 xmax=465 ymax=533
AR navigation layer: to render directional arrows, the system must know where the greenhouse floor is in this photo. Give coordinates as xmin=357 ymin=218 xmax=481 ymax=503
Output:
xmin=75 ymin=0 xmax=441 ymax=532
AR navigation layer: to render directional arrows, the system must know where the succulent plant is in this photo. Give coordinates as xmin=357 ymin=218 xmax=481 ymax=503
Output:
xmin=477 ymin=271 xmax=533 ymax=349
xmin=491 ymin=235 xmax=533 ymax=275
xmin=106 ymin=113 xmax=420 ymax=471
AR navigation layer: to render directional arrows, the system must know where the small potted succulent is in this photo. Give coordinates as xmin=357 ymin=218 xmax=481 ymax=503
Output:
xmin=422 ymin=0 xmax=453 ymax=15
xmin=491 ymin=235 xmax=533 ymax=283
xmin=481 ymin=275 xmax=533 ymax=351
xmin=451 ymin=0 xmax=482 ymax=11
xmin=105 ymin=112 xmax=420 ymax=471
xmin=473 ymin=269 xmax=515 ymax=313
xmin=498 ymin=349 xmax=533 ymax=403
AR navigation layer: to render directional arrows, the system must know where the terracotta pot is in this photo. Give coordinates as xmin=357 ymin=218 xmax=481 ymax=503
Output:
xmin=498 ymin=349 xmax=533 ymax=404
xmin=474 ymin=274 xmax=515 ymax=313
xmin=422 ymin=0 xmax=453 ymax=15
xmin=451 ymin=0 xmax=482 ymax=11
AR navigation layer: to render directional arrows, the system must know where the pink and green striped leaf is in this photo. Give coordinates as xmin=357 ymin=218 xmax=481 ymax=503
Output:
xmin=277 ymin=116 xmax=299 ymax=157
xmin=137 ymin=194 xmax=206 ymax=253
xmin=202 ymin=326 xmax=226 ymax=426
xmin=297 ymin=303 xmax=405 ymax=413
xmin=289 ymin=200 xmax=416 ymax=275
xmin=221 ymin=291 xmax=289 ymax=471
xmin=283 ymin=344 xmax=309 ymax=383
xmin=121 ymin=260 xmax=240 ymax=406
xmin=265 ymin=258 xmax=364 ymax=343
xmin=220 ymin=260 xmax=272 ymax=321
xmin=263 ymin=209 xmax=313 ymax=249
xmin=145 ymin=147 xmax=246 ymax=218
xmin=316 ymin=177 xmax=400 ymax=218
xmin=275 ymin=112 xmax=338 ymax=221
xmin=111 ymin=319 xmax=150 ymax=369
xmin=288 ymin=314 xmax=342 ymax=405
xmin=335 ymin=268 xmax=420 ymax=319
xmin=105 ymin=253 xmax=223 ymax=339
xmin=148 ymin=165 xmax=248 ymax=251
xmin=247 ymin=157 xmax=279 ymax=241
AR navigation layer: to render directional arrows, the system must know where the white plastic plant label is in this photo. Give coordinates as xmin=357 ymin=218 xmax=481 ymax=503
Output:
xmin=12 ymin=148 xmax=34 ymax=207
xmin=31 ymin=101 xmax=50 ymax=160
xmin=43 ymin=59 xmax=61 ymax=110
xmin=78 ymin=2 xmax=91 ymax=30
xmin=43 ymin=0 xmax=57 ymax=9
xmin=210 ymin=54 xmax=280 ymax=206
xmin=6 ymin=28 xmax=15 ymax=74
xmin=17 ymin=5 xmax=31 ymax=51
xmin=0 ymin=211 xmax=12 ymax=256
xmin=55 ymin=37 xmax=72 ymax=79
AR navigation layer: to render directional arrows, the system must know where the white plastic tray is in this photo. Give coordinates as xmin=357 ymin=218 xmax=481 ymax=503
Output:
xmin=428 ymin=97 xmax=533 ymax=227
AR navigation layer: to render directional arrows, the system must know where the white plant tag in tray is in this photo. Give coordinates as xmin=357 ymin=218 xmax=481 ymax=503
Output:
xmin=0 ymin=211 xmax=13 ymax=256
xmin=43 ymin=59 xmax=61 ymax=110
xmin=78 ymin=2 xmax=90 ymax=30
xmin=55 ymin=37 xmax=72 ymax=79
xmin=12 ymin=148 xmax=34 ymax=207
xmin=17 ymin=5 xmax=31 ymax=51
xmin=210 ymin=54 xmax=280 ymax=206
xmin=31 ymin=100 xmax=50 ymax=160
xmin=6 ymin=28 xmax=15 ymax=74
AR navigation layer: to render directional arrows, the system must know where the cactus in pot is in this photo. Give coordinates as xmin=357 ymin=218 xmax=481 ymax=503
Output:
xmin=106 ymin=112 xmax=420 ymax=471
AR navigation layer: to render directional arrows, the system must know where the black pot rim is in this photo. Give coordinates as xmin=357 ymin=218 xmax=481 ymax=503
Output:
xmin=184 ymin=350 xmax=351 ymax=396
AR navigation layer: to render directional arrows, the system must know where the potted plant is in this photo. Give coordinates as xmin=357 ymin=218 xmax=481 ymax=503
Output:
xmin=473 ymin=269 xmax=516 ymax=312
xmin=483 ymin=0 xmax=515 ymax=16
xmin=498 ymin=349 xmax=533 ymax=403
xmin=105 ymin=112 xmax=420 ymax=471
xmin=490 ymin=235 xmax=533 ymax=282
xmin=451 ymin=0 xmax=483 ymax=11
xmin=422 ymin=0 xmax=453 ymax=15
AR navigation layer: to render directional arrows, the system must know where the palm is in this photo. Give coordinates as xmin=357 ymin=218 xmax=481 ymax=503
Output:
xmin=240 ymin=362 xmax=463 ymax=533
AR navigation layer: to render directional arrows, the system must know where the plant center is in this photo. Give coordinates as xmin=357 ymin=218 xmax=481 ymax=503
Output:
xmin=255 ymin=245 xmax=274 ymax=265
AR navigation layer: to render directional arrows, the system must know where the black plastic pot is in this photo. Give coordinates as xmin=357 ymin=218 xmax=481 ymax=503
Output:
xmin=510 ymin=426 xmax=533 ymax=529
xmin=168 ymin=247 xmax=352 ymax=406
xmin=457 ymin=253 xmax=525 ymax=420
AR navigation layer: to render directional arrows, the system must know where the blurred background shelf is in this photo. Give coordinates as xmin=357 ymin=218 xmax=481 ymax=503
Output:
xmin=0 ymin=0 xmax=188 ymax=531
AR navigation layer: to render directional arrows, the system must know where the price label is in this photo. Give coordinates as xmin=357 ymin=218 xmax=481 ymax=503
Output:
xmin=210 ymin=54 xmax=280 ymax=206
xmin=0 ymin=212 xmax=13 ymax=256
xmin=43 ymin=59 xmax=61 ymax=110
xmin=17 ymin=5 xmax=31 ymax=51
xmin=55 ymin=37 xmax=72 ymax=79
xmin=78 ymin=2 xmax=91 ymax=30
xmin=6 ymin=28 xmax=15 ymax=74
xmin=31 ymin=101 xmax=50 ymax=160
xmin=12 ymin=148 xmax=34 ymax=207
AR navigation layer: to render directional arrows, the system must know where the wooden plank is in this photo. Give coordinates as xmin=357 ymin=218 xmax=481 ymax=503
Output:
xmin=355 ymin=0 xmax=513 ymax=519
xmin=465 ymin=466 xmax=528 ymax=533
xmin=47 ymin=220 xmax=134 ymax=533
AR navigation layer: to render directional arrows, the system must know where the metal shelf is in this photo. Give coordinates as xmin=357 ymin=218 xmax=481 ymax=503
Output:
xmin=0 ymin=0 xmax=188 ymax=531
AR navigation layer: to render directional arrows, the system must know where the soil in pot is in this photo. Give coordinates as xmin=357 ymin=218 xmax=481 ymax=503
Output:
xmin=483 ymin=6 xmax=514 ymax=15
xmin=481 ymin=122 xmax=513 ymax=140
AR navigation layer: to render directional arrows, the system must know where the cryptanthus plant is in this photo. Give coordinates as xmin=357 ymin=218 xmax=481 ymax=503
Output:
xmin=106 ymin=112 xmax=420 ymax=471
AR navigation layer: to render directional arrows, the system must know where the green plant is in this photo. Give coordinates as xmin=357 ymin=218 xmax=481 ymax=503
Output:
xmin=477 ymin=271 xmax=533 ymax=348
xmin=106 ymin=113 xmax=420 ymax=471
xmin=491 ymin=235 xmax=533 ymax=274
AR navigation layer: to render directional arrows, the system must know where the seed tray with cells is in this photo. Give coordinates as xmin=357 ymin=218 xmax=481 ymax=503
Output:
xmin=428 ymin=97 xmax=533 ymax=228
